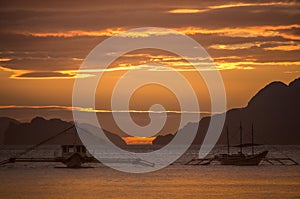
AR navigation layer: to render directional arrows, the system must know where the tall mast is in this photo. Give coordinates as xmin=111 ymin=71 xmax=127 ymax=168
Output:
xmin=252 ymin=123 xmax=254 ymax=155
xmin=240 ymin=122 xmax=243 ymax=154
xmin=227 ymin=126 xmax=230 ymax=154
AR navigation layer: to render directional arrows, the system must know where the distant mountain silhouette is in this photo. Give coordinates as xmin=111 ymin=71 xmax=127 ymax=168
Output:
xmin=152 ymin=134 xmax=175 ymax=145
xmin=0 ymin=117 xmax=126 ymax=146
xmin=0 ymin=117 xmax=19 ymax=144
xmin=153 ymin=77 xmax=300 ymax=145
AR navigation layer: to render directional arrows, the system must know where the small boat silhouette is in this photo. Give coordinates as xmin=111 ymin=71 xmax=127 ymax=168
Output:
xmin=214 ymin=123 xmax=268 ymax=166
xmin=0 ymin=125 xmax=155 ymax=168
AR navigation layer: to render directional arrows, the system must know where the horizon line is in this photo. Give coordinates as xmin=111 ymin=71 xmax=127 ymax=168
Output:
xmin=0 ymin=105 xmax=219 ymax=115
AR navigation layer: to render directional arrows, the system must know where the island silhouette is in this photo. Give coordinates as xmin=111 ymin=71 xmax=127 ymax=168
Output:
xmin=153 ymin=77 xmax=300 ymax=146
xmin=0 ymin=117 xmax=126 ymax=147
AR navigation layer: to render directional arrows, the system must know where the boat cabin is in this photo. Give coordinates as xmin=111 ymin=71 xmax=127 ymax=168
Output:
xmin=61 ymin=145 xmax=88 ymax=157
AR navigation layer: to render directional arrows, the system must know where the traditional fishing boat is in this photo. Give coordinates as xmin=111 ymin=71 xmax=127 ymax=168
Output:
xmin=0 ymin=125 xmax=155 ymax=168
xmin=214 ymin=123 xmax=268 ymax=166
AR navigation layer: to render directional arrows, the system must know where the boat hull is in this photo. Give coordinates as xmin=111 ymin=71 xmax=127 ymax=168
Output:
xmin=63 ymin=153 xmax=83 ymax=168
xmin=216 ymin=151 xmax=268 ymax=166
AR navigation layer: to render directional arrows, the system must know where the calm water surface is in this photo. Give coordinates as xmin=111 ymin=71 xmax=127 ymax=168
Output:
xmin=0 ymin=146 xmax=299 ymax=198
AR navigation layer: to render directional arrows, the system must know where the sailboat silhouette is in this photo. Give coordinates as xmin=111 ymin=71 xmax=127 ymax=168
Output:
xmin=214 ymin=123 xmax=268 ymax=166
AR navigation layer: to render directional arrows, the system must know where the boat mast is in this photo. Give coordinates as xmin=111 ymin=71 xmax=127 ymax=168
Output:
xmin=240 ymin=122 xmax=243 ymax=154
xmin=227 ymin=126 xmax=230 ymax=154
xmin=252 ymin=123 xmax=254 ymax=155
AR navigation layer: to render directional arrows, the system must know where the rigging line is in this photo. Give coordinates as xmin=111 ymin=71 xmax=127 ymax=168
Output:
xmin=0 ymin=124 xmax=75 ymax=166
xmin=14 ymin=124 xmax=75 ymax=159
xmin=75 ymin=125 xmax=138 ymax=159
xmin=75 ymin=125 xmax=155 ymax=166
xmin=75 ymin=125 xmax=155 ymax=167
xmin=246 ymin=125 xmax=292 ymax=159
xmin=224 ymin=124 xmax=243 ymax=146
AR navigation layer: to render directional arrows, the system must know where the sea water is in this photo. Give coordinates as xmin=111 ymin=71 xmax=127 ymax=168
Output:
xmin=0 ymin=145 xmax=299 ymax=198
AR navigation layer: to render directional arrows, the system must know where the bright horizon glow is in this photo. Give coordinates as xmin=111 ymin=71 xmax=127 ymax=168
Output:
xmin=0 ymin=105 xmax=214 ymax=114
xmin=122 ymin=136 xmax=156 ymax=145
xmin=168 ymin=9 xmax=205 ymax=14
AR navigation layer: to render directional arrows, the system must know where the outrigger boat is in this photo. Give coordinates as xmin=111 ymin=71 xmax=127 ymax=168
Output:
xmin=0 ymin=125 xmax=155 ymax=168
xmin=185 ymin=123 xmax=277 ymax=166
xmin=214 ymin=123 xmax=268 ymax=166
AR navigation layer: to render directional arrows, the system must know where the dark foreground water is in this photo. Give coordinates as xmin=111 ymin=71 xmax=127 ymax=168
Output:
xmin=0 ymin=146 xmax=299 ymax=198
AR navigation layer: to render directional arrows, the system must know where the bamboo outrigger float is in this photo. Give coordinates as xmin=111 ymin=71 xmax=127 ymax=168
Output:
xmin=1 ymin=145 xmax=155 ymax=168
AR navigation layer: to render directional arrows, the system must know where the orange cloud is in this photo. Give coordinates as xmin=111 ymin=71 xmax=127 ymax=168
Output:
xmin=2 ymin=57 xmax=295 ymax=80
xmin=19 ymin=24 xmax=300 ymax=41
xmin=208 ymin=2 xmax=296 ymax=10
xmin=264 ymin=45 xmax=300 ymax=51
xmin=0 ymin=65 xmax=86 ymax=79
xmin=72 ymin=57 xmax=84 ymax=61
xmin=168 ymin=2 xmax=297 ymax=14
xmin=210 ymin=41 xmax=300 ymax=51
xmin=2 ymin=53 xmax=299 ymax=80
xmin=25 ymin=28 xmax=125 ymax=38
xmin=0 ymin=58 xmax=12 ymax=62
xmin=175 ymin=25 xmax=300 ymax=40
xmin=215 ymin=61 xmax=300 ymax=70
xmin=210 ymin=43 xmax=262 ymax=50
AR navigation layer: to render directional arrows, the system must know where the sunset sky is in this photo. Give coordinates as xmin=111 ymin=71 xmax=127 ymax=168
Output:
xmin=0 ymin=0 xmax=299 ymax=143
